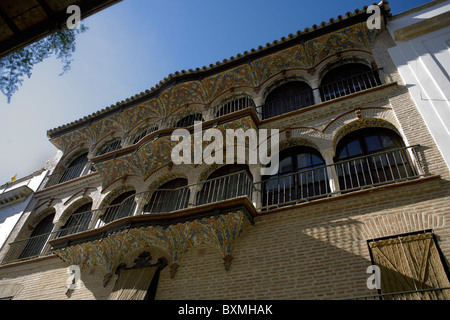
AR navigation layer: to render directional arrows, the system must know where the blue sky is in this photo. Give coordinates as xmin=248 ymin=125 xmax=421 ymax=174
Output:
xmin=0 ymin=0 xmax=432 ymax=184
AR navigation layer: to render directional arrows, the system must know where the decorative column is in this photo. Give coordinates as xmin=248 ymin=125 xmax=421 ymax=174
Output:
xmin=90 ymin=210 xmax=103 ymax=229
xmin=250 ymin=166 xmax=262 ymax=211
xmin=310 ymin=78 xmax=322 ymax=105
xmin=43 ymin=221 xmax=63 ymax=254
xmin=322 ymin=149 xmax=340 ymax=195
xmin=132 ymin=193 xmax=148 ymax=216
xmin=254 ymin=96 xmax=264 ymax=121
xmin=202 ymin=104 xmax=213 ymax=122
xmin=188 ymin=184 xmax=202 ymax=208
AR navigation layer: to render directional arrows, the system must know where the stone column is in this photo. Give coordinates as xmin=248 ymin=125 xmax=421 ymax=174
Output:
xmin=250 ymin=166 xmax=262 ymax=211
xmin=310 ymin=78 xmax=322 ymax=105
xmin=42 ymin=221 xmax=63 ymax=255
xmin=322 ymin=149 xmax=340 ymax=195
xmin=254 ymin=96 xmax=264 ymax=121
xmin=188 ymin=184 xmax=203 ymax=207
xmin=132 ymin=193 xmax=148 ymax=216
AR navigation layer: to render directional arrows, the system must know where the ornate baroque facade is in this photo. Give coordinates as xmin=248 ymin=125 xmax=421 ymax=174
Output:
xmin=1 ymin=1 xmax=450 ymax=300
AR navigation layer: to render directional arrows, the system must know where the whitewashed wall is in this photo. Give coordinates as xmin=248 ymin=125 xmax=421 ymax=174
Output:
xmin=387 ymin=0 xmax=450 ymax=169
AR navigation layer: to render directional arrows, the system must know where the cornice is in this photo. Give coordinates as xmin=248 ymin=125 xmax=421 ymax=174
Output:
xmin=0 ymin=185 xmax=33 ymax=208
xmin=34 ymin=172 xmax=101 ymax=200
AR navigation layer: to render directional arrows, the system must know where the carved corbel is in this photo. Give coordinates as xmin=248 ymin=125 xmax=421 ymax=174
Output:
xmin=103 ymin=273 xmax=113 ymax=287
xmin=169 ymin=263 xmax=179 ymax=279
xmin=223 ymin=255 xmax=233 ymax=271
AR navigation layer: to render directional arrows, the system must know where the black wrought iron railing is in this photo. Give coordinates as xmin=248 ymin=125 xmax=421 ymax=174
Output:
xmin=2 ymin=170 xmax=255 ymax=264
xmin=334 ymin=146 xmax=420 ymax=192
xmin=39 ymin=161 xmax=94 ymax=190
xmin=319 ymin=68 xmax=384 ymax=102
xmin=2 ymin=231 xmax=54 ymax=263
xmin=258 ymin=145 xmax=421 ymax=210
xmin=214 ymin=96 xmax=256 ymax=118
xmin=257 ymin=88 xmax=315 ymax=120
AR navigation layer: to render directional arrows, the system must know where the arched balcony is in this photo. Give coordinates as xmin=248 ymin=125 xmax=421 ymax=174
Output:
xmin=98 ymin=190 xmax=137 ymax=226
xmin=261 ymin=146 xmax=329 ymax=209
xmin=214 ymin=96 xmax=255 ymax=118
xmin=96 ymin=137 xmax=123 ymax=156
xmin=142 ymin=178 xmax=190 ymax=214
xmin=334 ymin=127 xmax=420 ymax=191
xmin=124 ymin=124 xmax=159 ymax=146
xmin=196 ymin=165 xmax=253 ymax=206
xmin=173 ymin=113 xmax=203 ymax=128
xmin=4 ymin=212 xmax=57 ymax=262
xmin=261 ymin=81 xmax=314 ymax=119
xmin=319 ymin=63 xmax=383 ymax=102
xmin=41 ymin=151 xmax=94 ymax=190
xmin=56 ymin=202 xmax=93 ymax=238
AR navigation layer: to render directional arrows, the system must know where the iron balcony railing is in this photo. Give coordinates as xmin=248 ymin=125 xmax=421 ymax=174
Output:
xmin=124 ymin=124 xmax=159 ymax=146
xmin=214 ymin=96 xmax=255 ymax=118
xmin=2 ymin=170 xmax=254 ymax=264
xmin=39 ymin=161 xmax=95 ymax=190
xmin=96 ymin=138 xmax=123 ymax=156
xmin=255 ymin=68 xmax=385 ymax=120
xmin=319 ymin=68 xmax=384 ymax=102
xmin=349 ymin=287 xmax=450 ymax=300
xmin=196 ymin=170 xmax=254 ymax=206
xmin=258 ymin=145 xmax=421 ymax=210
xmin=3 ymin=146 xmax=422 ymax=264
xmin=257 ymin=88 xmax=315 ymax=120
xmin=1 ymin=231 xmax=55 ymax=263
xmin=260 ymin=165 xmax=330 ymax=210
xmin=124 ymin=97 xmax=255 ymax=147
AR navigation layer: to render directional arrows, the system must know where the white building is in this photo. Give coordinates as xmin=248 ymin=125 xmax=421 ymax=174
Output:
xmin=0 ymin=171 xmax=47 ymax=251
xmin=387 ymin=0 xmax=450 ymax=169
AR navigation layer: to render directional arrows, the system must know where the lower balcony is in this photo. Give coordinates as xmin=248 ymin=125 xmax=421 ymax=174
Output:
xmin=39 ymin=161 xmax=95 ymax=190
xmin=2 ymin=145 xmax=424 ymax=265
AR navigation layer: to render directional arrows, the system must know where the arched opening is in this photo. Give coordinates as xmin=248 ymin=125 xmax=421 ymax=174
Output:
xmin=100 ymin=190 xmax=136 ymax=224
xmin=261 ymin=146 xmax=329 ymax=208
xmin=57 ymin=202 xmax=93 ymax=238
xmin=174 ymin=113 xmax=203 ymax=128
xmin=58 ymin=152 xmax=90 ymax=184
xmin=143 ymin=178 xmax=189 ymax=214
xmin=215 ymin=96 xmax=255 ymax=118
xmin=334 ymin=127 xmax=417 ymax=191
xmin=319 ymin=63 xmax=382 ymax=101
xmin=128 ymin=124 xmax=158 ymax=145
xmin=262 ymin=81 xmax=314 ymax=119
xmin=19 ymin=212 xmax=55 ymax=259
xmin=96 ymin=137 xmax=122 ymax=156
xmin=196 ymin=164 xmax=253 ymax=205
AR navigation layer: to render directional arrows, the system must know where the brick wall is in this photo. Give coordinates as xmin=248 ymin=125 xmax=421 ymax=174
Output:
xmin=155 ymin=176 xmax=450 ymax=300
xmin=1 ymin=175 xmax=449 ymax=299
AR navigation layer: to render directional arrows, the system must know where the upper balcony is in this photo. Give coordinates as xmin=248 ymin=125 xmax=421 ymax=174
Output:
xmin=38 ymin=151 xmax=96 ymax=191
xmin=36 ymin=65 xmax=393 ymax=193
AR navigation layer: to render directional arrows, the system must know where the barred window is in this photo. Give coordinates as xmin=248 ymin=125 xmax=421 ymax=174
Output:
xmin=263 ymin=81 xmax=314 ymax=119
